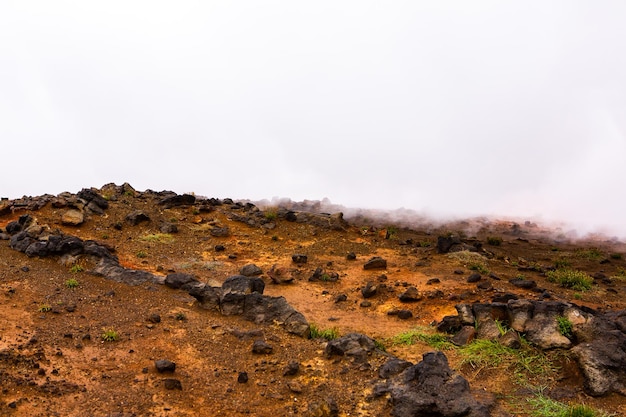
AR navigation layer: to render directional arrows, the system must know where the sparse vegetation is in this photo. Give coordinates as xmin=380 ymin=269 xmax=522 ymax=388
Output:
xmin=386 ymin=226 xmax=398 ymax=239
xmin=38 ymin=304 xmax=51 ymax=312
xmin=140 ymin=233 xmax=174 ymax=243
xmin=101 ymin=328 xmax=119 ymax=342
xmin=65 ymin=278 xmax=79 ymax=289
xmin=69 ymin=264 xmax=84 ymax=273
xmin=309 ymin=324 xmax=339 ymax=341
xmin=609 ymin=253 xmax=622 ymax=260
xmin=469 ymin=263 xmax=490 ymax=275
xmin=264 ymin=207 xmax=278 ymax=221
xmin=576 ymin=248 xmax=604 ymax=261
xmin=419 ymin=241 xmax=431 ymax=248
xmin=175 ymin=312 xmax=187 ymax=321
xmin=136 ymin=250 xmax=148 ymax=258
xmin=389 ymin=327 xmax=454 ymax=350
xmin=546 ymin=268 xmax=593 ymax=291
xmin=557 ymin=316 xmax=573 ymax=338
xmin=527 ymin=391 xmax=611 ymax=417
xmin=554 ymin=259 xmax=571 ymax=269
xmin=487 ymin=236 xmax=502 ymax=246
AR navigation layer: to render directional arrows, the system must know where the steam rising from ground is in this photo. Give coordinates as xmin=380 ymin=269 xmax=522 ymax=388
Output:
xmin=1 ymin=2 xmax=625 ymax=239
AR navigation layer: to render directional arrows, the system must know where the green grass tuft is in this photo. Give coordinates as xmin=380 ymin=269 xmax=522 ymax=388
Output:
xmin=546 ymin=269 xmax=593 ymax=291
xmin=309 ymin=324 xmax=339 ymax=341
xmin=101 ymin=328 xmax=119 ymax=342
xmin=557 ymin=316 xmax=573 ymax=338
xmin=65 ymin=278 xmax=79 ymax=289
xmin=389 ymin=327 xmax=455 ymax=350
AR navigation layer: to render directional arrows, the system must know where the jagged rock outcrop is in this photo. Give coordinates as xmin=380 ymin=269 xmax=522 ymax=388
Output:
xmin=440 ymin=300 xmax=626 ymax=397
xmin=376 ymin=351 xmax=492 ymax=417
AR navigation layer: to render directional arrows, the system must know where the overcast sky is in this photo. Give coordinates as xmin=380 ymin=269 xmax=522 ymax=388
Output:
xmin=1 ymin=1 xmax=625 ymax=236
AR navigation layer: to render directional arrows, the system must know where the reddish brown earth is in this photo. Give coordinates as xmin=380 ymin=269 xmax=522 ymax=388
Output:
xmin=0 ymin=185 xmax=625 ymax=416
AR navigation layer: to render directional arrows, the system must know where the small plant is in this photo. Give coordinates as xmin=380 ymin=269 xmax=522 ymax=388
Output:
xmin=487 ymin=236 xmax=502 ymax=246
xmin=65 ymin=278 xmax=79 ymax=289
xmin=101 ymin=233 xmax=109 ymax=239
xmin=610 ymin=253 xmax=622 ymax=260
xmin=69 ymin=264 xmax=84 ymax=273
xmin=136 ymin=251 xmax=148 ymax=258
xmin=546 ymin=268 xmax=593 ymax=291
xmin=309 ymin=324 xmax=339 ymax=341
xmin=385 ymin=226 xmax=398 ymax=239
xmin=557 ymin=316 xmax=573 ymax=338
xmin=495 ymin=320 xmax=508 ymax=336
xmin=271 ymin=235 xmax=278 ymax=241
xmin=419 ymin=241 xmax=431 ymax=248
xmin=554 ymin=259 xmax=571 ymax=269
xmin=140 ymin=233 xmax=174 ymax=243
xmin=124 ymin=190 xmax=134 ymax=197
xmin=101 ymin=328 xmax=119 ymax=342
xmin=264 ymin=207 xmax=278 ymax=221
xmin=38 ymin=304 xmax=52 ymax=312
xmin=175 ymin=312 xmax=187 ymax=321
xmin=469 ymin=263 xmax=490 ymax=275
xmin=527 ymin=392 xmax=609 ymax=417
xmin=573 ymin=293 xmax=583 ymax=300
xmin=576 ymin=248 xmax=604 ymax=261
xmin=389 ymin=327 xmax=454 ymax=350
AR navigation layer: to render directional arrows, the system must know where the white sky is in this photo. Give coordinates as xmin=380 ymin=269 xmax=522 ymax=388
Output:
xmin=1 ymin=1 xmax=625 ymax=236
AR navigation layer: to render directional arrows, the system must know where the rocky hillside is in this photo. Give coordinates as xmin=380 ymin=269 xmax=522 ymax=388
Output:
xmin=0 ymin=183 xmax=624 ymax=417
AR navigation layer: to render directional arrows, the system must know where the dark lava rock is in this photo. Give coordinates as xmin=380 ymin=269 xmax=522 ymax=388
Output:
xmin=360 ymin=300 xmax=372 ymax=308
xmin=155 ymin=359 xmax=176 ymax=373
xmin=398 ymin=286 xmax=421 ymax=302
xmin=158 ymin=194 xmax=196 ymax=208
xmin=334 ymin=294 xmax=348 ymax=303
xmin=214 ymin=244 xmax=225 ymax=252
xmin=164 ymin=273 xmax=199 ymax=290
xmin=325 ymin=333 xmax=378 ymax=363
xmin=251 ymin=340 xmax=273 ymax=354
xmin=237 ymin=372 xmax=248 ymax=383
xmin=361 ymin=281 xmax=378 ymax=298
xmin=147 ymin=314 xmax=161 ymax=324
xmin=346 ymin=252 xmax=357 ymax=260
xmin=283 ymin=361 xmax=300 ymax=376
xmin=163 ymin=378 xmax=182 ymax=390
xmin=426 ymin=278 xmax=441 ymax=285
xmin=363 ymin=257 xmax=387 ymax=270
xmin=436 ymin=315 xmax=462 ymax=334
xmin=159 ymin=222 xmax=178 ymax=234
xmin=476 ymin=280 xmax=492 ymax=290
xmin=396 ymin=310 xmax=413 ymax=320
xmin=240 ymin=263 xmax=263 ymax=277
xmin=467 ymin=273 xmax=482 ymax=283
xmin=210 ymin=227 xmax=230 ymax=237
xmin=292 ymin=254 xmax=308 ymax=264
xmin=379 ymin=358 xmax=413 ymax=379
xmin=125 ymin=211 xmax=150 ymax=225
xmin=437 ymin=235 xmax=461 ymax=254
xmin=383 ymin=351 xmax=491 ymax=417
xmin=509 ymin=278 xmax=537 ymax=289
xmin=222 ymin=275 xmax=265 ymax=295
xmin=452 ymin=326 xmax=476 ymax=346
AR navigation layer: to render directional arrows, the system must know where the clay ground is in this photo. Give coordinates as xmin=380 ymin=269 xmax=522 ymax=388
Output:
xmin=0 ymin=188 xmax=625 ymax=416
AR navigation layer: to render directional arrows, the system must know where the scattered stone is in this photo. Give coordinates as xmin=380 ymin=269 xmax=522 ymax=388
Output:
xmin=379 ymin=358 xmax=413 ymax=379
xmin=286 ymin=381 xmax=303 ymax=393
xmin=363 ymin=257 xmax=387 ymax=270
xmin=396 ymin=310 xmax=413 ymax=320
xmin=292 ymin=254 xmax=308 ymax=264
xmin=334 ymin=294 xmax=348 ymax=303
xmin=159 ymin=222 xmax=178 ymax=234
xmin=379 ymin=351 xmax=492 ymax=417
xmin=509 ymin=278 xmax=537 ymax=289
xmin=453 ymin=269 xmax=464 ymax=275
xmin=477 ymin=280 xmax=492 ymax=290
xmin=360 ymin=300 xmax=372 ymax=308
xmin=325 ymin=333 xmax=378 ymax=363
xmin=158 ymin=194 xmax=196 ymax=208
xmin=426 ymin=278 xmax=441 ymax=285
xmin=210 ymin=227 xmax=230 ymax=237
xmin=452 ymin=326 xmax=476 ymax=346
xmin=237 ymin=372 xmax=248 ymax=383
xmin=163 ymin=378 xmax=182 ymax=390
xmin=437 ymin=315 xmax=462 ymax=334
xmin=361 ymin=282 xmax=377 ymax=298
xmin=398 ymin=286 xmax=421 ymax=302
xmin=62 ymin=209 xmax=84 ymax=226
xmin=346 ymin=252 xmax=356 ymax=260
xmin=125 ymin=211 xmax=150 ymax=225
xmin=214 ymin=244 xmax=225 ymax=252
xmin=240 ymin=264 xmax=263 ymax=277
xmin=267 ymin=265 xmax=295 ymax=284
xmin=283 ymin=361 xmax=300 ymax=376
xmin=467 ymin=273 xmax=482 ymax=283
xmin=164 ymin=273 xmax=199 ymax=290
xmin=155 ymin=359 xmax=176 ymax=373
xmin=148 ymin=314 xmax=161 ymax=324
xmin=252 ymin=340 xmax=273 ymax=354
